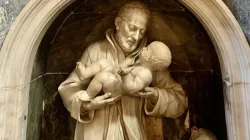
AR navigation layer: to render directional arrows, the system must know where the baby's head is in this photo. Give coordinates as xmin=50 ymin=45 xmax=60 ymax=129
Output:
xmin=139 ymin=41 xmax=171 ymax=71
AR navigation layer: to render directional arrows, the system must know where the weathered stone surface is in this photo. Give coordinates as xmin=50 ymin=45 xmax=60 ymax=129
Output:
xmin=27 ymin=30 xmax=47 ymax=140
xmin=27 ymin=77 xmax=44 ymax=140
xmin=42 ymin=74 xmax=75 ymax=140
xmin=223 ymin=0 xmax=250 ymax=44
xmin=0 ymin=0 xmax=30 ymax=46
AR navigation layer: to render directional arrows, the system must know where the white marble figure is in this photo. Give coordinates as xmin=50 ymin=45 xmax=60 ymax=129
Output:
xmin=75 ymin=41 xmax=172 ymax=101
xmin=189 ymin=126 xmax=217 ymax=140
xmin=185 ymin=111 xmax=217 ymax=140
xmin=58 ymin=1 xmax=187 ymax=140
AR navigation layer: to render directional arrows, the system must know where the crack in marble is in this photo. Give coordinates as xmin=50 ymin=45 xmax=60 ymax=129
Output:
xmin=169 ymin=69 xmax=214 ymax=72
xmin=223 ymin=79 xmax=250 ymax=87
xmin=0 ymin=72 xmax=69 ymax=90
xmin=49 ymin=0 xmax=89 ymax=44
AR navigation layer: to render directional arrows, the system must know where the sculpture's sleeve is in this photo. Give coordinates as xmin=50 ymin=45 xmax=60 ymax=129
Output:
xmin=144 ymin=69 xmax=187 ymax=118
xmin=58 ymin=46 xmax=95 ymax=123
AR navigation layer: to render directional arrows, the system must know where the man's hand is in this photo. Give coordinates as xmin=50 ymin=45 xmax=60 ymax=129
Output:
xmin=81 ymin=93 xmax=121 ymax=111
xmin=135 ymin=87 xmax=159 ymax=104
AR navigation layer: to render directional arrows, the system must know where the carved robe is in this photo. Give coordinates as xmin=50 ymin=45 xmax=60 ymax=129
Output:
xmin=58 ymin=29 xmax=187 ymax=140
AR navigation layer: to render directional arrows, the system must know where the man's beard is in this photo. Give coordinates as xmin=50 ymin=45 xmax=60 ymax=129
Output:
xmin=120 ymin=39 xmax=138 ymax=53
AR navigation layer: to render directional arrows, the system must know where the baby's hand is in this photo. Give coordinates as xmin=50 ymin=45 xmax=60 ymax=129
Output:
xmin=117 ymin=66 xmax=134 ymax=76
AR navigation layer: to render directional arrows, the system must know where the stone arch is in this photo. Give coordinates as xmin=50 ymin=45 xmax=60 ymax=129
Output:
xmin=0 ymin=0 xmax=249 ymax=140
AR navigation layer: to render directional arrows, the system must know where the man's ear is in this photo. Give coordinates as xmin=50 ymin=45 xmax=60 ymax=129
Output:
xmin=115 ymin=17 xmax=121 ymax=30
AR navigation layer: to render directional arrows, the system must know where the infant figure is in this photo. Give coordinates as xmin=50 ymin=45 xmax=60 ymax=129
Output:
xmin=76 ymin=41 xmax=172 ymax=101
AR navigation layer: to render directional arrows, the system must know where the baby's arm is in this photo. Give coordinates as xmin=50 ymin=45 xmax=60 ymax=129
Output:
xmin=121 ymin=68 xmax=152 ymax=94
xmin=76 ymin=59 xmax=114 ymax=80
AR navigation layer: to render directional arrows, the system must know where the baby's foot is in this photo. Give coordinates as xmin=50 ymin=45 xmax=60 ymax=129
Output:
xmin=77 ymin=91 xmax=92 ymax=101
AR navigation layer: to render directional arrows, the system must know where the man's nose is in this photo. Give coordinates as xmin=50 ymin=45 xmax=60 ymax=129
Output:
xmin=132 ymin=30 xmax=140 ymax=41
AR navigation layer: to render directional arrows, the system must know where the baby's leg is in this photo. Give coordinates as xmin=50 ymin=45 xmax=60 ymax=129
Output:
xmin=85 ymin=77 xmax=103 ymax=98
xmin=77 ymin=59 xmax=114 ymax=80
xmin=86 ymin=71 xmax=122 ymax=98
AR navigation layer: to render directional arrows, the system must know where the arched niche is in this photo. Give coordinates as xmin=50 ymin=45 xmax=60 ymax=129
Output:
xmin=0 ymin=0 xmax=249 ymax=140
xmin=42 ymin=1 xmax=226 ymax=140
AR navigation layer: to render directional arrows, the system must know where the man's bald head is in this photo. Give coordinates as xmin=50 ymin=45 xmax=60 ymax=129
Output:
xmin=117 ymin=1 xmax=150 ymax=22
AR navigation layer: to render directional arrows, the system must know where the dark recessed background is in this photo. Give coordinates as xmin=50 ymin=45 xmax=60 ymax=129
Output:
xmin=27 ymin=0 xmax=227 ymax=140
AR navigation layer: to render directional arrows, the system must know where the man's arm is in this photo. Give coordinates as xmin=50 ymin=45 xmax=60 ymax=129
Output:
xmin=58 ymin=46 xmax=94 ymax=123
xmin=143 ymin=69 xmax=187 ymax=118
xmin=58 ymin=43 xmax=118 ymax=123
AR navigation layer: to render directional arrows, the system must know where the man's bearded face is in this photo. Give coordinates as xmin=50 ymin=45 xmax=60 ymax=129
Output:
xmin=116 ymin=12 xmax=148 ymax=53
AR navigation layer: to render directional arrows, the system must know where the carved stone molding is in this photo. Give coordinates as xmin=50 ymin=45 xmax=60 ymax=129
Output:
xmin=180 ymin=1 xmax=250 ymax=140
xmin=0 ymin=0 xmax=72 ymax=140
xmin=0 ymin=0 xmax=249 ymax=140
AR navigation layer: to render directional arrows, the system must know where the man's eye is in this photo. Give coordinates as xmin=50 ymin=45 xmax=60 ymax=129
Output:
xmin=140 ymin=30 xmax=146 ymax=35
xmin=129 ymin=25 xmax=136 ymax=31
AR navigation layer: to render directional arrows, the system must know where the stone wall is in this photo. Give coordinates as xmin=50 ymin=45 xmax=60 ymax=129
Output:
xmin=0 ymin=0 xmax=29 ymax=46
xmin=223 ymin=0 xmax=250 ymax=43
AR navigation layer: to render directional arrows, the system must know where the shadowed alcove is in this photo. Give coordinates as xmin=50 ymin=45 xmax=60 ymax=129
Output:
xmin=28 ymin=0 xmax=227 ymax=140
